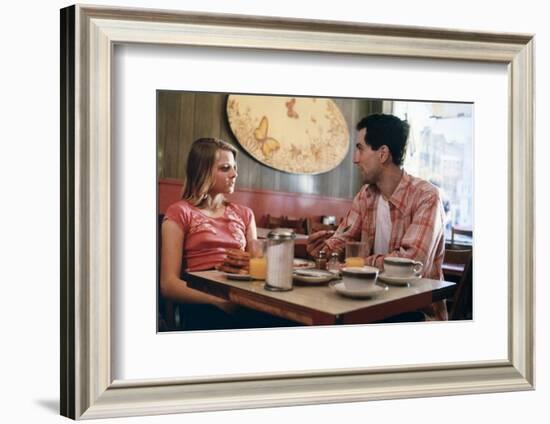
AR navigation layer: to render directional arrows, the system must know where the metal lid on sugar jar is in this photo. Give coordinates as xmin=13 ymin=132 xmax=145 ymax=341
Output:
xmin=267 ymin=229 xmax=296 ymax=240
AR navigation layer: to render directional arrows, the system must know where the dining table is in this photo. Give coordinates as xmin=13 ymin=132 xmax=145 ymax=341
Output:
xmin=184 ymin=270 xmax=456 ymax=325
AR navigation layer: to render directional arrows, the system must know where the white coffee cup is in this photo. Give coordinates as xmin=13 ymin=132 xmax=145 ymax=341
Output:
xmin=341 ymin=266 xmax=378 ymax=290
xmin=383 ymin=257 xmax=423 ymax=278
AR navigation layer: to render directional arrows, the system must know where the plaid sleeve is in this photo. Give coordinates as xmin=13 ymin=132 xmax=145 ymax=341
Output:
xmin=324 ymin=187 xmax=367 ymax=253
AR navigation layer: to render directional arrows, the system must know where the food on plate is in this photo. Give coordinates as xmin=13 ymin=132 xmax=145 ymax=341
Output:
xmin=218 ymin=264 xmax=249 ymax=275
xmin=293 ymin=259 xmax=315 ymax=269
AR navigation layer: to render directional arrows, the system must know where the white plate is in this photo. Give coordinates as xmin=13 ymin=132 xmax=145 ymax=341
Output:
xmin=329 ymin=281 xmax=387 ymax=299
xmin=224 ymin=273 xmax=253 ymax=281
xmin=293 ymin=269 xmax=339 ymax=285
xmin=378 ymin=272 xmax=421 ymax=286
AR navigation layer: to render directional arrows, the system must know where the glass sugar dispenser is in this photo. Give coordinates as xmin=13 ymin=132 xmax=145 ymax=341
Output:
xmin=264 ymin=229 xmax=296 ymax=291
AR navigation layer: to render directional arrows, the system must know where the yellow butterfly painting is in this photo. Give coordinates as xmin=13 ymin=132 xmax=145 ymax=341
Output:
xmin=253 ymin=116 xmax=280 ymax=157
xmin=226 ymin=94 xmax=349 ymax=174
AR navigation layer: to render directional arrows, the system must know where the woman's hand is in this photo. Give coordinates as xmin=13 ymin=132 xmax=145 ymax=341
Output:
xmin=219 ymin=248 xmax=250 ymax=274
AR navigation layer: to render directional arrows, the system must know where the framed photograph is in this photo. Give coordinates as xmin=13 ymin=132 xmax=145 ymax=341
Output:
xmin=61 ymin=4 xmax=534 ymax=420
xmin=156 ymin=90 xmax=473 ymax=331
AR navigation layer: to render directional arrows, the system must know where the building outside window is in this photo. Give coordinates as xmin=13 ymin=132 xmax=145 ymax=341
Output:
xmin=390 ymin=101 xmax=474 ymax=243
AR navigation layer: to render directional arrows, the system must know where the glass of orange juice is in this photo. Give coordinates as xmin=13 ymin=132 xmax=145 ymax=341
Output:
xmin=345 ymin=241 xmax=367 ymax=268
xmin=249 ymin=239 xmax=267 ymax=280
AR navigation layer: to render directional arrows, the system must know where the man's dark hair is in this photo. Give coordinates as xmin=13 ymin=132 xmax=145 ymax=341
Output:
xmin=356 ymin=114 xmax=410 ymax=166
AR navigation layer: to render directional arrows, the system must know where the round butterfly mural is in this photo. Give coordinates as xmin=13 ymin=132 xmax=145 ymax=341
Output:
xmin=226 ymin=95 xmax=350 ymax=175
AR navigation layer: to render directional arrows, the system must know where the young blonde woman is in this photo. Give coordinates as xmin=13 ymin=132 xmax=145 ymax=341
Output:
xmin=160 ymin=138 xmax=257 ymax=328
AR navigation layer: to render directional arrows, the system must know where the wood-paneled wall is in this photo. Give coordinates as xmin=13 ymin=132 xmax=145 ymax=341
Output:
xmin=157 ymin=91 xmax=382 ymax=199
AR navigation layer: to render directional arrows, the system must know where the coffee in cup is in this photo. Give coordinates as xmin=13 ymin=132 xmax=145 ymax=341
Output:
xmin=383 ymin=257 xmax=423 ymax=278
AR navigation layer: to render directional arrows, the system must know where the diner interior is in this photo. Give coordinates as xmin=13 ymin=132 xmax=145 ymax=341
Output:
xmin=157 ymin=91 xmax=473 ymax=332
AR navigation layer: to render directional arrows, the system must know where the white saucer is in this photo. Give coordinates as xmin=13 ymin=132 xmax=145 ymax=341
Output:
xmin=293 ymin=269 xmax=339 ymax=285
xmin=329 ymin=281 xmax=387 ymax=299
xmin=378 ymin=272 xmax=421 ymax=286
xmin=224 ymin=273 xmax=253 ymax=281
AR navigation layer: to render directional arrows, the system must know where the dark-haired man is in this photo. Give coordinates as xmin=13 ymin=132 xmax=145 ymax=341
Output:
xmin=307 ymin=114 xmax=447 ymax=320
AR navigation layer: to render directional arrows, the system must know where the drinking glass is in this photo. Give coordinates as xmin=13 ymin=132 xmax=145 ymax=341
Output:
xmin=345 ymin=241 xmax=367 ymax=267
xmin=249 ymin=239 xmax=267 ymax=280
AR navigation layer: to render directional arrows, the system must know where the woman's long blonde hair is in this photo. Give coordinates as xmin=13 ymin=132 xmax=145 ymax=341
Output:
xmin=181 ymin=138 xmax=238 ymax=208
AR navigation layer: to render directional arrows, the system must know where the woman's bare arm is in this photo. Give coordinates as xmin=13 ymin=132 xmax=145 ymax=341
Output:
xmin=160 ymin=220 xmax=230 ymax=307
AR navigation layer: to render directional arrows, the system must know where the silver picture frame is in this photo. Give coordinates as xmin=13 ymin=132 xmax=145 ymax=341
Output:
xmin=60 ymin=4 xmax=534 ymax=420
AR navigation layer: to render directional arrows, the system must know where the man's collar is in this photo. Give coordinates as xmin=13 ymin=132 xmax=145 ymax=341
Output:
xmin=388 ymin=170 xmax=410 ymax=213
xmin=366 ymin=170 xmax=410 ymax=213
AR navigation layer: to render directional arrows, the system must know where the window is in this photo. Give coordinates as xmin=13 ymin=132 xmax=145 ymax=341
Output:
xmin=391 ymin=101 xmax=474 ymax=243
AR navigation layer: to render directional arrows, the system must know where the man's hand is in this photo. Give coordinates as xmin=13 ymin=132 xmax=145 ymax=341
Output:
xmin=306 ymin=230 xmax=335 ymax=258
